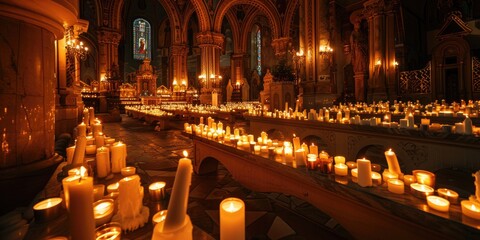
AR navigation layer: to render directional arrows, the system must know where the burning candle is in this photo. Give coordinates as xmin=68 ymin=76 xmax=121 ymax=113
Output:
xmin=384 ymin=149 xmax=402 ymax=177
xmin=387 ymin=179 xmax=405 ymax=194
xmin=95 ymin=222 xmax=121 ymax=240
xmin=307 ymin=154 xmax=317 ymax=170
xmin=68 ymin=167 xmax=95 ymax=240
xmin=93 ymin=199 xmax=114 ymax=226
xmin=66 ymin=146 xmax=75 ymax=164
xmin=351 ymin=168 xmax=358 ymax=178
xmin=346 ymin=161 xmax=357 ymax=170
xmin=121 ymin=166 xmax=136 ymax=177
xmin=33 ymin=198 xmax=63 ymax=222
xmin=382 ymin=169 xmax=399 ymax=183
xmin=220 ymin=198 xmax=245 ymax=240
xmin=437 ymin=188 xmax=459 ymax=204
xmin=96 ymin=147 xmax=110 ymax=178
xmin=152 ymin=210 xmax=167 ymax=226
xmin=427 ymin=196 xmax=450 ymax=212
xmin=77 ymin=122 xmax=87 ymax=137
xmin=72 ymin=136 xmax=87 ymax=166
xmin=309 ymin=143 xmax=318 ymax=156
xmin=111 ymin=142 xmax=127 ymax=173
xmin=106 ymin=182 xmax=119 ymax=193
xmin=461 ymin=200 xmax=480 ymax=220
xmin=371 ymin=172 xmax=382 ymax=185
xmin=412 ymin=170 xmax=435 ymax=188
xmin=410 ymin=183 xmax=434 ymax=199
xmin=334 ymin=163 xmax=348 ymax=176
xmin=149 ymin=181 xmax=166 ymax=202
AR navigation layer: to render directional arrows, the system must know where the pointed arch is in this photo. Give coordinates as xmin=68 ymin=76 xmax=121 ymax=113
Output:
xmin=283 ymin=0 xmax=299 ymax=38
xmin=224 ymin=11 xmax=241 ymax=53
xmin=214 ymin=0 xmax=282 ymax=40
xmin=189 ymin=0 xmax=211 ymax=32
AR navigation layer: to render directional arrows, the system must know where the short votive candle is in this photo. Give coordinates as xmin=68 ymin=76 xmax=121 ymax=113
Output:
xmin=387 ymin=179 xmax=404 ymax=194
xmin=346 ymin=161 xmax=357 ymax=169
xmin=95 ymin=222 xmax=121 ymax=240
xmin=152 ymin=210 xmax=168 ymax=226
xmin=427 ymin=196 xmax=450 ymax=212
xmin=121 ymin=166 xmax=136 ymax=177
xmin=412 ymin=170 xmax=435 ymax=188
xmin=371 ymin=172 xmax=382 ymax=185
xmin=461 ymin=200 xmax=480 ymax=220
xmin=410 ymin=183 xmax=434 ymax=199
xmin=93 ymin=199 xmax=114 ymax=226
xmin=106 ymin=182 xmax=119 ymax=193
xmin=33 ymin=198 xmax=63 ymax=222
xmin=334 ymin=163 xmax=348 ymax=176
xmin=437 ymin=188 xmax=459 ymax=204
xmin=403 ymin=175 xmax=416 ymax=187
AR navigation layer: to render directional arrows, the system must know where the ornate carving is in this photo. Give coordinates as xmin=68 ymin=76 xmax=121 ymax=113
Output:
xmin=195 ymin=31 xmax=225 ymax=49
xmin=271 ymin=37 xmax=292 ymax=57
xmin=97 ymin=29 xmax=121 ymax=44
xmin=170 ymin=45 xmax=189 ymax=56
xmin=472 ymin=57 xmax=480 ymax=92
xmin=397 ymin=142 xmax=427 ymax=168
xmin=347 ymin=135 xmax=364 ymax=157
xmin=399 ymin=62 xmax=431 ymax=94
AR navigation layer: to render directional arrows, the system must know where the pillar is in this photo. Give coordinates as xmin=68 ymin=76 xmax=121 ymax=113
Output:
xmin=0 ymin=1 xmax=79 ymax=168
xmin=196 ymin=31 xmax=224 ymax=104
xmin=97 ymin=29 xmax=121 ymax=80
xmin=364 ymin=0 xmax=398 ymax=101
xmin=170 ymin=44 xmax=189 ymax=87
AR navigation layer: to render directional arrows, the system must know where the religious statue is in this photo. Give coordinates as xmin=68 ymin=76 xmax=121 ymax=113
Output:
xmin=226 ymin=79 xmax=233 ymax=102
xmin=350 ymin=21 xmax=368 ymax=73
xmin=250 ymin=70 xmax=261 ymax=100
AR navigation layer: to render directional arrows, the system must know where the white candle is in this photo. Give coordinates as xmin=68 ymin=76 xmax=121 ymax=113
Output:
xmin=357 ymin=158 xmax=372 ymax=187
xmin=283 ymin=144 xmax=293 ymax=163
xmin=66 ymin=146 xmax=75 ymax=164
xmin=72 ymin=136 xmax=87 ymax=166
xmin=33 ymin=197 xmax=63 ymax=222
xmin=106 ymin=182 xmax=119 ymax=193
xmin=403 ymin=175 xmax=416 ymax=186
xmin=96 ymin=147 xmax=110 ymax=178
xmin=334 ymin=163 xmax=348 ymax=176
xmin=292 ymin=135 xmax=300 ymax=151
xmin=152 ymin=210 xmax=168 ymax=226
xmin=387 ymin=179 xmax=404 ymax=194
xmin=83 ymin=108 xmax=90 ymax=126
xmin=464 ymin=115 xmax=473 ymax=135
xmin=92 ymin=120 xmax=103 ymax=137
xmin=309 ymin=144 xmax=318 ymax=156
xmin=163 ymin=150 xmax=193 ymax=232
xmin=95 ymin=133 xmax=105 ymax=148
xmin=351 ymin=168 xmax=358 ymax=178
xmin=410 ymin=183 xmax=434 ymax=199
xmin=111 ymin=142 xmax=126 ymax=173
xmin=89 ymin=107 xmax=95 ymax=126
xmin=461 ymin=200 xmax=480 ymax=220
xmin=382 ymin=169 xmax=399 ymax=183
xmin=413 ymin=170 xmax=435 ymax=188
xmin=220 ymin=198 xmax=245 ymax=240
xmin=427 ymin=196 xmax=450 ymax=212
xmin=86 ymin=145 xmax=97 ymax=155
xmin=294 ymin=149 xmax=305 ymax=167
xmin=384 ymin=149 xmax=402 ymax=177
xmin=371 ymin=172 xmax=382 ymax=185
xmin=77 ymin=122 xmax=87 ymax=137
xmin=67 ymin=167 xmax=95 ymax=240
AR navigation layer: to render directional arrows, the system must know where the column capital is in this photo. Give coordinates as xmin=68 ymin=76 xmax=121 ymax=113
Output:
xmin=363 ymin=0 xmax=398 ymax=18
xmin=170 ymin=44 xmax=189 ymax=56
xmin=97 ymin=28 xmax=121 ymax=44
xmin=196 ymin=31 xmax=224 ymax=49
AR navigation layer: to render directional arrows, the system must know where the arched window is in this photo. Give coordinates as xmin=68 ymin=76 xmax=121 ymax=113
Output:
xmin=256 ymin=28 xmax=262 ymax=75
xmin=133 ymin=18 xmax=151 ymax=60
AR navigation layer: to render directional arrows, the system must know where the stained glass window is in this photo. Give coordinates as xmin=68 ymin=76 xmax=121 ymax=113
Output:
xmin=133 ymin=18 xmax=151 ymax=60
xmin=256 ymin=28 xmax=262 ymax=75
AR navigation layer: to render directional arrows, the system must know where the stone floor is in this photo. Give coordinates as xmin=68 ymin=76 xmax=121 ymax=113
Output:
xmin=102 ymin=115 xmax=352 ymax=240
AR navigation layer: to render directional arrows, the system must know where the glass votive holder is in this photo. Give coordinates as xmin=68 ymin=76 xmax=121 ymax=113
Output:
xmin=410 ymin=183 xmax=434 ymax=199
xmin=95 ymin=222 xmax=121 ymax=240
xmin=93 ymin=184 xmax=105 ymax=202
xmin=33 ymin=198 xmax=63 ymax=222
xmin=412 ymin=170 xmax=435 ymax=188
xmin=93 ymin=199 xmax=115 ymax=226
xmin=149 ymin=181 xmax=166 ymax=202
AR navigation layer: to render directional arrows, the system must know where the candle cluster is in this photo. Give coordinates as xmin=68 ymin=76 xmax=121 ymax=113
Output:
xmin=246 ymin=100 xmax=480 ymax=136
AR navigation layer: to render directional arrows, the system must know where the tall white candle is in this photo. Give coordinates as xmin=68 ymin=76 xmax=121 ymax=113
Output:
xmin=92 ymin=120 xmax=103 ymax=137
xmin=95 ymin=132 xmax=105 ymax=148
xmin=464 ymin=115 xmax=473 ymax=135
xmin=292 ymin=135 xmax=300 ymax=151
xmin=309 ymin=143 xmax=318 ymax=156
xmin=67 ymin=167 xmax=95 ymax=240
xmin=88 ymin=107 xmax=95 ymax=126
xmin=294 ymin=149 xmax=305 ymax=167
xmin=163 ymin=150 xmax=193 ymax=232
xmin=72 ymin=136 xmax=87 ymax=166
xmin=83 ymin=108 xmax=90 ymax=126
xmin=220 ymin=198 xmax=245 ymax=240
xmin=357 ymin=158 xmax=372 ymax=187
xmin=66 ymin=146 xmax=75 ymax=164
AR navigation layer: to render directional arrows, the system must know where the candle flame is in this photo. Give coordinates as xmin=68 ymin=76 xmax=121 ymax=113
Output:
xmin=183 ymin=150 xmax=188 ymax=158
xmin=472 ymin=204 xmax=478 ymax=211
xmin=79 ymin=166 xmax=87 ymax=178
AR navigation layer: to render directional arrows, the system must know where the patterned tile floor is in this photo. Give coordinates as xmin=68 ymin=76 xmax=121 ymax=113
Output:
xmin=103 ymin=116 xmax=352 ymax=240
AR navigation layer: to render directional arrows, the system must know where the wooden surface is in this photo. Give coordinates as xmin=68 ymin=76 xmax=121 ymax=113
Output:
xmin=189 ymin=133 xmax=480 ymax=239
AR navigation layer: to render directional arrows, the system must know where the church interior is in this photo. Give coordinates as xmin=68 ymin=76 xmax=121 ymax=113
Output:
xmin=1 ymin=0 xmax=480 ymax=239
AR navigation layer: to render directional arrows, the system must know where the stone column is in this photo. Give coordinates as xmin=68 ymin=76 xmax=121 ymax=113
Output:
xmin=170 ymin=44 xmax=189 ymax=86
xmin=364 ymin=0 xmax=398 ymax=101
xmin=97 ymin=29 xmax=122 ymax=80
xmin=196 ymin=31 xmax=224 ymax=104
xmin=0 ymin=1 xmax=79 ymax=168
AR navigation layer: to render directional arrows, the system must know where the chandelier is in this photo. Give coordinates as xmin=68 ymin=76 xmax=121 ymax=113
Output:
xmin=66 ymin=38 xmax=89 ymax=61
xmin=65 ymin=26 xmax=89 ymax=61
xmin=318 ymin=44 xmax=333 ymax=59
